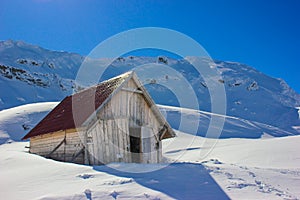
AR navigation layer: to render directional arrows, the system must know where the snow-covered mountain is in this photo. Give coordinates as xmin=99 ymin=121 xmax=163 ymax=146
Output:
xmin=0 ymin=40 xmax=84 ymax=109
xmin=1 ymin=40 xmax=300 ymax=138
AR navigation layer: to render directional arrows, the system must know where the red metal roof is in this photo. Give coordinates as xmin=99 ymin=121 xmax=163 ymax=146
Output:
xmin=23 ymin=72 xmax=130 ymax=139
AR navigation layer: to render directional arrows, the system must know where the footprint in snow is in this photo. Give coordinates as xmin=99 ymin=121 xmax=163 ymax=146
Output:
xmin=104 ymin=178 xmax=134 ymax=185
xmin=248 ymin=171 xmax=256 ymax=177
xmin=110 ymin=191 xmax=119 ymax=199
xmin=84 ymin=189 xmax=92 ymax=200
xmin=77 ymin=174 xmax=94 ymax=179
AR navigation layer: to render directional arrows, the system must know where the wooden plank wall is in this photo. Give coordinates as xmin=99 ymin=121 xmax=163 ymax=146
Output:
xmin=30 ymin=129 xmax=84 ymax=164
xmin=141 ymin=126 xmax=162 ymax=163
xmin=86 ymin=118 xmax=129 ymax=165
xmin=87 ymin=78 xmax=163 ymax=164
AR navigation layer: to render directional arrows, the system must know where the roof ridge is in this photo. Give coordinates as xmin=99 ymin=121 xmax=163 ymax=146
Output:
xmin=72 ymin=71 xmax=133 ymax=95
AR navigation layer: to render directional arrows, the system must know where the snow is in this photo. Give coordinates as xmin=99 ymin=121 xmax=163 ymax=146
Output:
xmin=0 ymin=103 xmax=299 ymax=199
xmin=0 ymin=142 xmax=228 ymax=200
xmin=0 ymin=133 xmax=299 ymax=199
xmin=164 ymin=131 xmax=300 ymax=169
xmin=158 ymin=105 xmax=298 ymax=138
xmin=0 ymin=102 xmax=58 ymax=144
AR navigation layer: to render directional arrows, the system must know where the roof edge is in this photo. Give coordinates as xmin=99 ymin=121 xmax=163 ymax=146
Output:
xmin=81 ymin=71 xmax=134 ymax=128
xmin=22 ymin=96 xmax=70 ymax=140
xmin=130 ymin=72 xmax=176 ymax=139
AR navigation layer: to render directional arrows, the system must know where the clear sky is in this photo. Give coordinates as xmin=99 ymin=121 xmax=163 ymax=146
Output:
xmin=1 ymin=0 xmax=299 ymax=92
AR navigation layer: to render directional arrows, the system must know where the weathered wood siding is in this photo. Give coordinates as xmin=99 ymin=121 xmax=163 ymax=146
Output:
xmin=85 ymin=118 xmax=130 ymax=165
xmin=86 ymin=78 xmax=162 ymax=164
xmin=30 ymin=129 xmax=84 ymax=164
xmin=30 ymin=76 xmax=164 ymax=165
xmin=141 ymin=126 xmax=162 ymax=163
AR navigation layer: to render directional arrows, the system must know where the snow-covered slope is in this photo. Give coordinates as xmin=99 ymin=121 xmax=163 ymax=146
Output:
xmin=0 ymin=132 xmax=299 ymax=199
xmin=1 ymin=40 xmax=300 ymax=138
xmin=0 ymin=102 xmax=58 ymax=144
xmin=0 ymin=142 xmax=229 ymax=200
xmin=163 ymin=131 xmax=300 ymax=199
xmin=0 ymin=102 xmax=299 ymax=199
xmin=164 ymin=131 xmax=300 ymax=169
xmin=159 ymin=105 xmax=297 ymax=138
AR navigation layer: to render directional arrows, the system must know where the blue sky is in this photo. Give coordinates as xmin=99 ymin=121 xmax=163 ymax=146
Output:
xmin=1 ymin=0 xmax=299 ymax=92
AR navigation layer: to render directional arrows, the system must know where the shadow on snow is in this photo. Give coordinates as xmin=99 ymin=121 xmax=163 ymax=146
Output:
xmin=93 ymin=162 xmax=229 ymax=199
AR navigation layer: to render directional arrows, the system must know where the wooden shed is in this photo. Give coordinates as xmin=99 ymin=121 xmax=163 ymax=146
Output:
xmin=23 ymin=71 xmax=175 ymax=165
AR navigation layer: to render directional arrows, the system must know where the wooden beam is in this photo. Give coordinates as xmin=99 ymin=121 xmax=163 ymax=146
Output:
xmin=83 ymin=130 xmax=89 ymax=165
xmin=46 ymin=137 xmax=66 ymax=158
xmin=122 ymin=87 xmax=143 ymax=94
xmin=158 ymin=125 xmax=168 ymax=140
xmin=71 ymin=147 xmax=85 ymax=162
